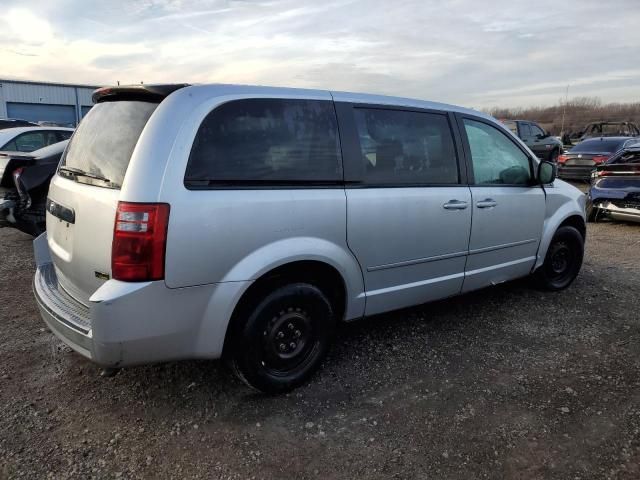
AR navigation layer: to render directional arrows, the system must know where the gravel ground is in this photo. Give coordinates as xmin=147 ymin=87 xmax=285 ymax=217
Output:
xmin=1 ymin=217 xmax=640 ymax=479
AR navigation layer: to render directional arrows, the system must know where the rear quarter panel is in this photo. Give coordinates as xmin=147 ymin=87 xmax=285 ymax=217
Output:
xmin=126 ymin=85 xmax=366 ymax=321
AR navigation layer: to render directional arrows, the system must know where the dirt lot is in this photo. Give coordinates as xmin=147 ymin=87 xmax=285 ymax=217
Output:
xmin=1 ymin=217 xmax=640 ymax=479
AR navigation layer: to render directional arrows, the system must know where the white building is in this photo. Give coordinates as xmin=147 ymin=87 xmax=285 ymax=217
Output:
xmin=0 ymin=79 xmax=98 ymax=127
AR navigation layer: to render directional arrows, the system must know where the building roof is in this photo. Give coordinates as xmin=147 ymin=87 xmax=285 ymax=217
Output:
xmin=0 ymin=78 xmax=100 ymax=90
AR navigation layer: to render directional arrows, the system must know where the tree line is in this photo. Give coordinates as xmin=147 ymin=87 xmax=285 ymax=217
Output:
xmin=485 ymin=97 xmax=640 ymax=135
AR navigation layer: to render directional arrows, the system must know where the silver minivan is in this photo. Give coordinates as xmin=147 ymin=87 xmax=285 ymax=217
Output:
xmin=33 ymin=84 xmax=586 ymax=393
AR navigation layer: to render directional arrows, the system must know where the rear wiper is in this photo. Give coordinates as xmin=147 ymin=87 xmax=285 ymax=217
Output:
xmin=58 ymin=166 xmax=113 ymax=184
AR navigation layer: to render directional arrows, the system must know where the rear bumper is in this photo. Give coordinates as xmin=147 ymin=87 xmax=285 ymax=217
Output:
xmin=594 ymin=201 xmax=640 ymax=223
xmin=34 ymin=262 xmax=94 ymax=359
xmin=32 ymin=233 xmax=250 ymax=367
xmin=558 ymin=165 xmax=594 ymax=181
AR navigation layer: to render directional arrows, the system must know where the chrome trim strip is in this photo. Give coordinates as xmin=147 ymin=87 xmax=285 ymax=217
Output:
xmin=464 ymin=256 xmax=537 ymax=277
xmin=366 ymin=271 xmax=465 ymax=297
xmin=468 ymin=238 xmax=538 ymax=255
xmin=367 ymin=250 xmax=468 ymax=272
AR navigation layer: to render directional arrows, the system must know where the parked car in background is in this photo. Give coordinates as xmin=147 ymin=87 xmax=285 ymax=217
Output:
xmin=586 ymin=144 xmax=640 ymax=223
xmin=578 ymin=122 xmax=640 ymax=142
xmin=0 ymin=140 xmax=69 ymax=236
xmin=33 ymin=83 xmax=586 ymax=393
xmin=0 ymin=127 xmax=73 ymax=153
xmin=557 ymin=137 xmax=639 ymax=181
xmin=501 ymin=120 xmax=563 ymax=162
xmin=0 ymin=119 xmax=38 ymax=130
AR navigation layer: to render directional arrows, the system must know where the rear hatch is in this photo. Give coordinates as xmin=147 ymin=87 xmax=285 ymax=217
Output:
xmin=46 ymin=93 xmax=163 ymax=305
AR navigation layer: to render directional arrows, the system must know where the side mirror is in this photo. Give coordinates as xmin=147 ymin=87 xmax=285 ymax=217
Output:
xmin=538 ymin=160 xmax=557 ymax=184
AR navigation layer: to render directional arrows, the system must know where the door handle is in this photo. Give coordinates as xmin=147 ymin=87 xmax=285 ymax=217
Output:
xmin=443 ymin=199 xmax=469 ymax=210
xmin=476 ymin=198 xmax=497 ymax=209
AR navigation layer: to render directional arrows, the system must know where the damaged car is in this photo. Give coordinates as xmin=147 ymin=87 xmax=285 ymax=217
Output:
xmin=587 ymin=144 xmax=640 ymax=223
xmin=0 ymin=140 xmax=69 ymax=236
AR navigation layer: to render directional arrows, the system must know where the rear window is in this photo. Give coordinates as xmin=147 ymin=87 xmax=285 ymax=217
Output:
xmin=60 ymin=101 xmax=157 ymax=188
xmin=502 ymin=121 xmax=518 ymax=135
xmin=185 ymin=99 xmax=342 ymax=186
xmin=570 ymin=139 xmax=627 ymax=154
xmin=612 ymin=151 xmax=640 ymax=164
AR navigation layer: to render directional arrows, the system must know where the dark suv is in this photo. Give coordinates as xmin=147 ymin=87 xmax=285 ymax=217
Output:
xmin=501 ymin=120 xmax=563 ymax=162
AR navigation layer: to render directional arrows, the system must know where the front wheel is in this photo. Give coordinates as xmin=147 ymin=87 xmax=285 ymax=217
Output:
xmin=228 ymin=283 xmax=335 ymax=394
xmin=534 ymin=225 xmax=584 ymax=290
xmin=585 ymin=199 xmax=598 ymax=222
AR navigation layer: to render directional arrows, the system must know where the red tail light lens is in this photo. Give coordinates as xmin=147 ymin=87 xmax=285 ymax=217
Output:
xmin=12 ymin=167 xmax=24 ymax=182
xmin=112 ymin=202 xmax=170 ymax=282
xmin=558 ymin=155 xmax=569 ymax=164
xmin=592 ymin=155 xmax=609 ymax=164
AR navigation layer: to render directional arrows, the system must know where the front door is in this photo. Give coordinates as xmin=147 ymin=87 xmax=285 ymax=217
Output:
xmin=457 ymin=115 xmax=546 ymax=292
xmin=336 ymin=103 xmax=472 ymax=315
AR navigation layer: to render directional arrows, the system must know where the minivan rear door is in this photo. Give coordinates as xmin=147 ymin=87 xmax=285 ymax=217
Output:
xmin=335 ymin=101 xmax=472 ymax=316
xmin=46 ymin=100 xmax=159 ymax=305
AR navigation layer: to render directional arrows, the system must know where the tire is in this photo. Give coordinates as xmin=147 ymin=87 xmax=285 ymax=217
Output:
xmin=549 ymin=148 xmax=560 ymax=163
xmin=534 ymin=226 xmax=584 ymax=291
xmin=228 ymin=283 xmax=335 ymax=394
xmin=585 ymin=200 xmax=598 ymax=222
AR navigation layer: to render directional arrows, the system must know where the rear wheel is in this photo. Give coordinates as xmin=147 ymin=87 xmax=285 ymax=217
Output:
xmin=535 ymin=226 xmax=584 ymax=290
xmin=228 ymin=283 xmax=335 ymax=394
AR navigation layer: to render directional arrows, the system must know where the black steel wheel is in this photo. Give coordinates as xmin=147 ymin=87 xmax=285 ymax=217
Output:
xmin=228 ymin=283 xmax=335 ymax=394
xmin=535 ymin=225 xmax=584 ymax=290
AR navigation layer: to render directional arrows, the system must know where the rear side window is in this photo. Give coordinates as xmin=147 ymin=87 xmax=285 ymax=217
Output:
xmin=61 ymin=101 xmax=158 ymax=188
xmin=502 ymin=121 xmax=518 ymax=135
xmin=519 ymin=123 xmax=532 ymax=140
xmin=185 ymin=99 xmax=342 ymax=186
xmin=353 ymin=108 xmax=459 ymax=185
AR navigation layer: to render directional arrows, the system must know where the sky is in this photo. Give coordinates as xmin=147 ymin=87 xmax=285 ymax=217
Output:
xmin=0 ymin=0 xmax=638 ymax=109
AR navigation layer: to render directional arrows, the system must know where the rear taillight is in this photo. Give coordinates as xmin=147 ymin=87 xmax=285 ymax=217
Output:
xmin=592 ymin=155 xmax=609 ymax=164
xmin=12 ymin=167 xmax=24 ymax=183
xmin=112 ymin=202 xmax=170 ymax=282
xmin=558 ymin=155 xmax=569 ymax=164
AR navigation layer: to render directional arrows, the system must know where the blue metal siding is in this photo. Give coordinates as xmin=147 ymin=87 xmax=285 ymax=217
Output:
xmin=6 ymin=102 xmax=76 ymax=126
xmin=81 ymin=106 xmax=92 ymax=118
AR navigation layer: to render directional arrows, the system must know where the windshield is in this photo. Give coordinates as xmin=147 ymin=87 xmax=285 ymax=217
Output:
xmin=570 ymin=139 xmax=627 ymax=154
xmin=60 ymin=101 xmax=158 ymax=188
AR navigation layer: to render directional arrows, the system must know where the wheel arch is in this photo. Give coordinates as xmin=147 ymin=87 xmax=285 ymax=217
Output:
xmin=534 ymin=208 xmax=586 ymax=271
xmin=194 ymin=238 xmax=366 ymax=359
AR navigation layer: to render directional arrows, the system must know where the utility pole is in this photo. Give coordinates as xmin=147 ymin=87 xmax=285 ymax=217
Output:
xmin=560 ymin=84 xmax=570 ymax=139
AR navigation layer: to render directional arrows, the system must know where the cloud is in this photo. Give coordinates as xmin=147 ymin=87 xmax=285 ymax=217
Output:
xmin=0 ymin=0 xmax=639 ymax=108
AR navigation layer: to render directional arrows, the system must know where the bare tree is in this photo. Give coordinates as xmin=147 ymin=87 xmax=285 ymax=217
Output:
xmin=485 ymin=97 xmax=640 ymax=136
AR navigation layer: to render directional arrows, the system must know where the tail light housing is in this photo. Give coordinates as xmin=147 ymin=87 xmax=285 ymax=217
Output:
xmin=558 ymin=154 xmax=569 ymax=164
xmin=112 ymin=202 xmax=170 ymax=282
xmin=592 ymin=155 xmax=609 ymax=164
